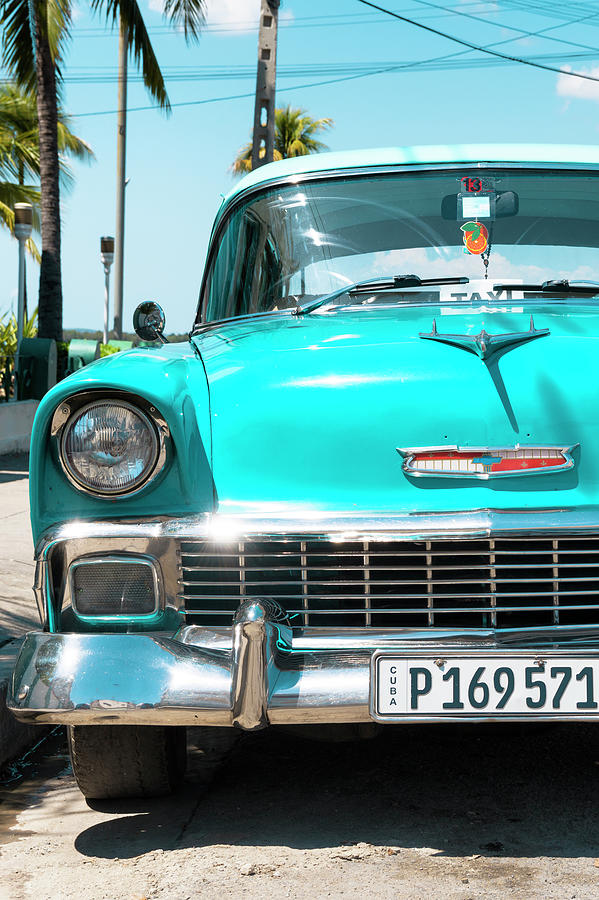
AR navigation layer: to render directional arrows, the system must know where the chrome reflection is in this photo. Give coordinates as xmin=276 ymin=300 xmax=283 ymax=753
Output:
xmin=231 ymin=598 xmax=292 ymax=731
xmin=10 ymin=619 xmax=599 ymax=727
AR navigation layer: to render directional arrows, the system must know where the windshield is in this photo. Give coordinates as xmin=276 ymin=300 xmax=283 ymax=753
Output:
xmin=200 ymin=168 xmax=599 ymax=322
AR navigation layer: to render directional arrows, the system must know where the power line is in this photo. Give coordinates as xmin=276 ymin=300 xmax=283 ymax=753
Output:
xmin=410 ymin=0 xmax=599 ymax=57
xmin=66 ymin=49 xmax=599 ymax=117
xmin=70 ymin=3 xmax=520 ymax=37
xmin=63 ymin=0 xmax=599 ymax=117
xmin=72 ymin=1 xmax=582 ymax=38
xmin=500 ymin=0 xmax=599 ymax=22
xmin=36 ymin=0 xmax=599 ymax=87
xmin=356 ymin=0 xmax=599 ymax=85
xmin=5 ymin=47 xmax=596 ymax=85
xmin=24 ymin=3 xmax=599 ymax=89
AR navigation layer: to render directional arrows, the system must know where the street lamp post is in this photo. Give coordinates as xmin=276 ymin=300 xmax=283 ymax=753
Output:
xmin=100 ymin=236 xmax=115 ymax=345
xmin=14 ymin=203 xmax=33 ymax=401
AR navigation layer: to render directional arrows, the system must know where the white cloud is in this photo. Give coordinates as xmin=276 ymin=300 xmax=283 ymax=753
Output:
xmin=148 ymin=0 xmax=260 ymax=28
xmin=71 ymin=0 xmax=84 ymax=23
xmin=205 ymin=0 xmax=259 ymax=29
xmin=148 ymin=0 xmax=293 ymax=33
xmin=372 ymin=248 xmax=567 ymax=285
xmin=556 ymin=65 xmax=599 ymax=102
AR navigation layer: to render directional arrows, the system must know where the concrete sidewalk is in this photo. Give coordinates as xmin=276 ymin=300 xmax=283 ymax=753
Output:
xmin=0 ymin=454 xmax=43 ymax=768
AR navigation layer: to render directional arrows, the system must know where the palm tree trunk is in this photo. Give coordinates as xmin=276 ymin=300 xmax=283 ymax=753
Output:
xmin=31 ymin=5 xmax=62 ymax=341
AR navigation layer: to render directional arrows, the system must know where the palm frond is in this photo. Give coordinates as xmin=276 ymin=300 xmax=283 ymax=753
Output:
xmin=0 ymin=83 xmax=93 ymax=190
xmin=231 ymin=140 xmax=252 ymax=174
xmin=92 ymin=0 xmax=170 ymax=111
xmin=56 ymin=120 xmax=94 ymax=160
xmin=0 ymin=0 xmax=37 ymax=90
xmin=0 ymin=180 xmax=40 ymax=214
xmin=232 ymin=105 xmax=333 ymax=174
xmin=26 ymin=235 xmax=41 ymax=263
xmin=162 ymin=0 xmax=206 ymax=42
xmin=43 ymin=0 xmax=72 ymax=65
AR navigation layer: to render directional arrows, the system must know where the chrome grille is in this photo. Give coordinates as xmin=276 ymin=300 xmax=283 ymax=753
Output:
xmin=178 ymin=536 xmax=599 ymax=630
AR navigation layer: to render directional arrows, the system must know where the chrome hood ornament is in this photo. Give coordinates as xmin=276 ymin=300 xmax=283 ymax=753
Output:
xmin=398 ymin=445 xmax=578 ymax=479
xmin=419 ymin=315 xmax=549 ymax=361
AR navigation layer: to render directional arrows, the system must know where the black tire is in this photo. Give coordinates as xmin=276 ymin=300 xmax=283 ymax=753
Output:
xmin=67 ymin=725 xmax=187 ymax=800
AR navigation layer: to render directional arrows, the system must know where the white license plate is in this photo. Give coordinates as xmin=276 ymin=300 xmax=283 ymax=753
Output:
xmin=371 ymin=652 xmax=599 ymax=720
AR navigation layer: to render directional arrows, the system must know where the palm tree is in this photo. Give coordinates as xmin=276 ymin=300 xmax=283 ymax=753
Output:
xmin=0 ymin=82 xmax=93 ymax=250
xmin=232 ymin=105 xmax=334 ymax=175
xmin=0 ymin=0 xmax=206 ymax=341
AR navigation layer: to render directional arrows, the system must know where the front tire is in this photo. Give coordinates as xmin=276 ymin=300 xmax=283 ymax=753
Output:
xmin=67 ymin=725 xmax=186 ymax=800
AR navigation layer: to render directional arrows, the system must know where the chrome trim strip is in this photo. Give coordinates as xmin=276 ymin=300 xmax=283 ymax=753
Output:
xmin=397 ymin=445 xmax=577 ymax=480
xmin=181 ymin=624 xmax=599 ymax=653
xmin=35 ymin=508 xmax=599 ymax=553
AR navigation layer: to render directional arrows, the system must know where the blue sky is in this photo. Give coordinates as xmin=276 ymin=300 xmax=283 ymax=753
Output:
xmin=3 ymin=0 xmax=599 ymax=334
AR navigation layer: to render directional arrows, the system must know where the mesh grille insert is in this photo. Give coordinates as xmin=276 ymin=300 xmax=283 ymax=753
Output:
xmin=71 ymin=560 xmax=157 ymax=616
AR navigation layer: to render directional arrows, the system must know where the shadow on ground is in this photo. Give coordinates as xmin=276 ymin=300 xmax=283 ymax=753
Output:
xmin=74 ymin=722 xmax=599 ymax=861
xmin=0 ymin=454 xmax=29 ymax=485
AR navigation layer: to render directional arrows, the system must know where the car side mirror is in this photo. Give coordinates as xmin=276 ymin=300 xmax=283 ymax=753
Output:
xmin=133 ymin=301 xmax=168 ymax=344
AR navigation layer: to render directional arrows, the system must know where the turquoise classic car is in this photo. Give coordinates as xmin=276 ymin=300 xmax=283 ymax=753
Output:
xmin=10 ymin=144 xmax=599 ymax=798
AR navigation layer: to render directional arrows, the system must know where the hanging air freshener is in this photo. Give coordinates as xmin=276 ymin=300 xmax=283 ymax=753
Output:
xmin=460 ymin=221 xmax=488 ymax=255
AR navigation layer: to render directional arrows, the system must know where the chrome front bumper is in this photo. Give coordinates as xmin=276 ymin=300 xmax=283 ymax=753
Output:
xmin=10 ymin=599 xmax=599 ymax=727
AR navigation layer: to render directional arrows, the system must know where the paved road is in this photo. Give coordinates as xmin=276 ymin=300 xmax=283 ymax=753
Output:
xmin=2 ymin=721 xmax=599 ymax=899
xmin=0 ymin=454 xmax=37 ymax=640
xmin=1 ymin=457 xmax=599 ymax=899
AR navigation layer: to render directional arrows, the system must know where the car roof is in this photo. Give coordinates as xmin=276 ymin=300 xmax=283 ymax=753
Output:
xmin=221 ymin=143 xmax=599 ymax=213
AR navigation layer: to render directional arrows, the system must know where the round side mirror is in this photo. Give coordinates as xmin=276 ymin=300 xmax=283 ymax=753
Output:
xmin=133 ymin=301 xmax=167 ymax=343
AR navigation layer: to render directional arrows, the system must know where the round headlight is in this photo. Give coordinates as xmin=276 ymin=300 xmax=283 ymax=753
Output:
xmin=60 ymin=400 xmax=161 ymax=495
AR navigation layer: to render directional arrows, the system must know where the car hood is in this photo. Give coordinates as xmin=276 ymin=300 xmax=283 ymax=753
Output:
xmin=192 ymin=303 xmax=598 ymax=516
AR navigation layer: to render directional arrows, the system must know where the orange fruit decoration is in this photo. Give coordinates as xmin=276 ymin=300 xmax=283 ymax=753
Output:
xmin=460 ymin=221 xmax=488 ymax=255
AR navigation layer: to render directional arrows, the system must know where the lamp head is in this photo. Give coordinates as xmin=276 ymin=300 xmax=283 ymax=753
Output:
xmin=14 ymin=203 xmax=33 ymax=242
xmin=100 ymin=235 xmax=115 ymax=269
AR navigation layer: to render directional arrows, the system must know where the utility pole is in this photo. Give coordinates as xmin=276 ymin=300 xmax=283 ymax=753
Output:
xmin=113 ymin=21 xmax=128 ymax=338
xmin=251 ymin=0 xmax=280 ymax=169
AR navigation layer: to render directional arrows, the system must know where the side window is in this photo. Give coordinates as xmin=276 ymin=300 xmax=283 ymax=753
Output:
xmin=204 ymin=210 xmax=284 ymax=321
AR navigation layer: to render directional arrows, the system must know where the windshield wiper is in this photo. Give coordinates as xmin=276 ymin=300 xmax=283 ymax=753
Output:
xmin=493 ymin=279 xmax=599 ymax=295
xmin=292 ymin=275 xmax=470 ymax=316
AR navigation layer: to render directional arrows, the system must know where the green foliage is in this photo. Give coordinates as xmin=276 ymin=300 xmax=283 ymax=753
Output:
xmin=0 ymin=0 xmax=207 ymax=341
xmin=232 ymin=105 xmax=334 ymax=175
xmin=56 ymin=338 xmax=69 ymax=380
xmin=0 ymin=82 xmax=94 ymax=253
xmin=0 ymin=305 xmax=37 ymax=399
xmin=1 ymin=0 xmax=207 ymax=111
xmin=99 ymin=343 xmax=120 ymax=357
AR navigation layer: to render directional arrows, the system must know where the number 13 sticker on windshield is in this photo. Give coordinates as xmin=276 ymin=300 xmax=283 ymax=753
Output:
xmin=460 ymin=221 xmax=488 ymax=255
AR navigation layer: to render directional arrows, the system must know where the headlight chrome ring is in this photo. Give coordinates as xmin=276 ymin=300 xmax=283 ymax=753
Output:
xmin=54 ymin=394 xmax=168 ymax=497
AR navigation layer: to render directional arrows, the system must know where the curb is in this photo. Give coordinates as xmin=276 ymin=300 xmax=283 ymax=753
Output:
xmin=0 ymin=638 xmax=45 ymax=770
